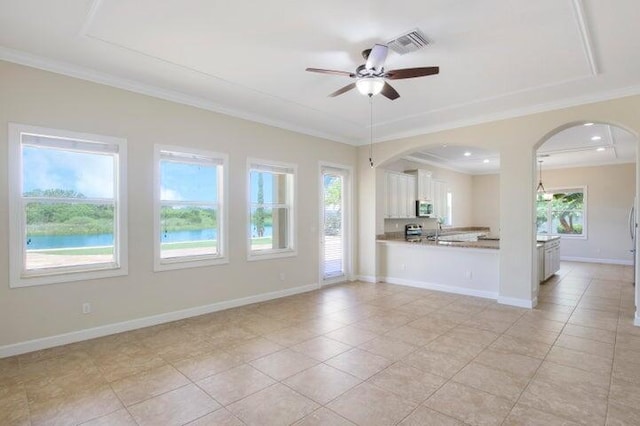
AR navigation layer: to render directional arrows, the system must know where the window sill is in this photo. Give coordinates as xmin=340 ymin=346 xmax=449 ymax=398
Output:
xmin=154 ymin=256 xmax=229 ymax=272
xmin=11 ymin=264 xmax=128 ymax=288
xmin=247 ymin=249 xmax=297 ymax=262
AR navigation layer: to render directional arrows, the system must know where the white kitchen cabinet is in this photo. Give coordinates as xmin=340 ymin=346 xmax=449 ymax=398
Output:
xmin=384 ymin=171 xmax=416 ymax=219
xmin=406 ymin=169 xmax=433 ymax=201
xmin=542 ymin=238 xmax=561 ymax=280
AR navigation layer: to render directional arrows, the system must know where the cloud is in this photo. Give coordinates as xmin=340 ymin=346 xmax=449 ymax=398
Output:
xmin=161 ymin=187 xmax=182 ymax=201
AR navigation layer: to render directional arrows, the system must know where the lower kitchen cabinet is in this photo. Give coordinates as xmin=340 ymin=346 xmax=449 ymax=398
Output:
xmin=541 ymin=238 xmax=560 ymax=281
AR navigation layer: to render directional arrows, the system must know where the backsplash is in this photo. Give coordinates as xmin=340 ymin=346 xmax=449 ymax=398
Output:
xmin=383 ymin=218 xmax=439 ymax=233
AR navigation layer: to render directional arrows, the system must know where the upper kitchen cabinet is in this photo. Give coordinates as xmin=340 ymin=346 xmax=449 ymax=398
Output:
xmin=384 ymin=171 xmax=416 ymax=219
xmin=406 ymin=169 xmax=448 ymax=220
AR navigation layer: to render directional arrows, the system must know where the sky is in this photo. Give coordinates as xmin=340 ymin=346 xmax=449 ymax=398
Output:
xmin=22 ymin=147 xmax=275 ymax=202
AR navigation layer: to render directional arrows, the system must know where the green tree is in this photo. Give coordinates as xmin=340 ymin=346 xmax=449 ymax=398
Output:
xmin=254 ymin=173 xmax=266 ymax=237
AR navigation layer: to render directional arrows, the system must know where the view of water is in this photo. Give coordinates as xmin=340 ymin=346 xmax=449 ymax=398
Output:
xmin=27 ymin=226 xmax=274 ymax=250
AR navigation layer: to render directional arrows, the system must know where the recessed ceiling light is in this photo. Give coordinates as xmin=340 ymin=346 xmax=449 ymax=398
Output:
xmin=584 ymin=122 xmax=594 ymax=126
xmin=463 ymin=151 xmax=471 ymax=157
xmin=591 ymin=136 xmax=602 ymax=141
xmin=483 ymin=159 xmax=490 ymax=163
xmin=596 ymin=147 xmax=606 ymax=152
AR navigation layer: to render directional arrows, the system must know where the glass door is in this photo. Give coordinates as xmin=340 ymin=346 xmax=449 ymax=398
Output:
xmin=321 ymin=166 xmax=349 ymax=283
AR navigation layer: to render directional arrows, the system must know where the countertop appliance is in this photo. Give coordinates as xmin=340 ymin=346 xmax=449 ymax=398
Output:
xmin=416 ymin=200 xmax=434 ymax=217
xmin=405 ymin=224 xmax=423 ymax=242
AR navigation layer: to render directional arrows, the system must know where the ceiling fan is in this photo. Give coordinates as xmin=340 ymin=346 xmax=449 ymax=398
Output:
xmin=306 ymin=44 xmax=439 ymax=100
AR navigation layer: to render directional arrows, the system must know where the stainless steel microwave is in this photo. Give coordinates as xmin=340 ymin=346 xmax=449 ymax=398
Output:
xmin=416 ymin=200 xmax=434 ymax=217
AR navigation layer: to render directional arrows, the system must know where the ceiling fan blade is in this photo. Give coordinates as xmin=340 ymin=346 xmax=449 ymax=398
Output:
xmin=365 ymin=44 xmax=388 ymax=71
xmin=385 ymin=66 xmax=439 ymax=80
xmin=328 ymin=82 xmax=356 ymax=97
xmin=381 ymin=82 xmax=400 ymax=100
xmin=306 ymin=68 xmax=356 ymax=78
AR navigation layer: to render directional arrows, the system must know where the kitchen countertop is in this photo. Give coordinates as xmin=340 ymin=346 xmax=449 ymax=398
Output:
xmin=377 ymin=235 xmax=499 ymax=250
xmin=536 ymin=235 xmax=561 ymax=242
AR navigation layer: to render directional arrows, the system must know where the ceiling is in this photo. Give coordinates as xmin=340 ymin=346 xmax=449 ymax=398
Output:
xmin=405 ymin=123 xmax=637 ymax=174
xmin=1 ymin=1 xmax=639 ymax=145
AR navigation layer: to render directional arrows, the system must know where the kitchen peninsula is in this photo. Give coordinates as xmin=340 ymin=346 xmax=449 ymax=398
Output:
xmin=377 ymin=229 xmax=559 ymax=306
xmin=377 ymin=227 xmax=501 ymax=300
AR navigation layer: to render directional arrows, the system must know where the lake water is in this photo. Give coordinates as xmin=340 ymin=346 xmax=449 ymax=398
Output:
xmin=27 ymin=226 xmax=273 ymax=249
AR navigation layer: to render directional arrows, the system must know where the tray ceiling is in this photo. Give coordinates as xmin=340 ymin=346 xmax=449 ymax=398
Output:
xmin=0 ymin=0 xmax=639 ymax=145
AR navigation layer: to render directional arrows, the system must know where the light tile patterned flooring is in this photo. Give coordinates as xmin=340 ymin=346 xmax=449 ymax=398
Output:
xmin=1 ymin=261 xmax=639 ymax=425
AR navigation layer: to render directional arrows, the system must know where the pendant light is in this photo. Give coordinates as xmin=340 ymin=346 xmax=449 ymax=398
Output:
xmin=536 ymin=160 xmax=546 ymax=194
xmin=368 ymin=94 xmax=374 ymax=168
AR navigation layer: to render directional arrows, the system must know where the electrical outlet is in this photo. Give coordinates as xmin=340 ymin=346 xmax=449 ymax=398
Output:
xmin=465 ymin=271 xmax=472 ymax=280
xmin=400 ymin=263 xmax=406 ymax=271
xmin=279 ymin=272 xmax=285 ymax=281
xmin=82 ymin=303 xmax=91 ymax=314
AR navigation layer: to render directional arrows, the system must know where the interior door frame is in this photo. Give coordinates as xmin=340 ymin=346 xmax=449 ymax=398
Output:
xmin=319 ymin=162 xmax=354 ymax=286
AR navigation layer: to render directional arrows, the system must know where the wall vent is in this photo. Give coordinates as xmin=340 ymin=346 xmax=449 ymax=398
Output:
xmin=387 ymin=29 xmax=430 ymax=55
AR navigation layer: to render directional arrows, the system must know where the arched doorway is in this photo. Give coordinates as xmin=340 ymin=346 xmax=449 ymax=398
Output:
xmin=532 ymin=121 xmax=639 ymax=326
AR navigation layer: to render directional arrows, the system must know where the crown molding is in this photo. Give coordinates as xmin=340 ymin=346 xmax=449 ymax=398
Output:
xmin=571 ymin=0 xmax=599 ymax=76
xmin=2 ymin=46 xmax=640 ymax=149
xmin=0 ymin=46 xmax=352 ymax=145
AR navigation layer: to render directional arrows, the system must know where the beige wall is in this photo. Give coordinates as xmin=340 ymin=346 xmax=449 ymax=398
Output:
xmin=468 ymin=164 xmax=635 ymax=263
xmin=0 ymin=61 xmax=357 ymax=348
xmin=542 ymin=164 xmax=635 ymax=263
xmin=358 ymin=95 xmax=640 ymax=306
xmin=471 ymin=174 xmax=500 ymax=236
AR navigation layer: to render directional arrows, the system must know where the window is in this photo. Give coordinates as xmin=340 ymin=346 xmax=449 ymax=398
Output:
xmin=154 ymin=146 xmax=227 ymax=270
xmin=537 ymin=187 xmax=586 ymax=238
xmin=8 ymin=123 xmax=127 ymax=287
xmin=248 ymin=160 xmax=296 ymax=259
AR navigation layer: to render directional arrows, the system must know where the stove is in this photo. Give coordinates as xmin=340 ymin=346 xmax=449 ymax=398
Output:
xmin=405 ymin=224 xmax=423 ymax=238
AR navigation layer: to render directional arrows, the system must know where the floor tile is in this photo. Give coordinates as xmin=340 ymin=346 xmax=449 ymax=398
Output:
xmin=358 ymin=336 xmax=418 ymax=361
xmin=79 ymin=408 xmax=137 ymax=426
xmin=249 ymin=349 xmax=318 ymax=380
xmin=402 ymin=347 xmax=471 ymax=379
xmin=546 ymin=345 xmax=612 ymax=375
xmin=173 ymin=349 xmax=244 ymax=381
xmin=452 ymin=361 xmax=529 ymax=402
xmin=283 ymin=363 xmax=361 ymax=404
xmin=292 ymin=407 xmax=356 ymax=426
xmin=290 ymin=336 xmax=351 ymax=361
xmin=398 ymin=405 xmax=464 ymax=425
xmin=383 ymin=325 xmax=441 ymax=345
xmin=489 ymin=335 xmax=551 ymax=359
xmin=324 ymin=325 xmax=379 ymax=346
xmin=0 ymin=391 xmax=30 ymax=426
xmin=606 ymin=401 xmax=640 ymax=426
xmin=196 ymin=364 xmax=275 ymax=406
xmin=554 ymin=333 xmax=614 ymax=359
xmin=367 ymin=361 xmax=445 ymax=403
xmin=225 ymin=337 xmax=284 ymax=362
xmin=325 ymin=348 xmax=392 ymax=380
xmin=327 ymin=382 xmax=417 ymax=426
xmin=29 ymin=384 xmax=122 ymax=426
xmin=562 ymin=323 xmax=616 ymax=344
xmin=473 ymin=349 xmax=541 ymax=378
xmin=110 ymin=364 xmax=190 ymax=406
xmin=128 ymin=384 xmax=219 ymax=426
xmin=425 ymin=381 xmax=513 ymax=426
xmin=184 ymin=408 xmax=245 ymax=425
xmin=502 ymin=403 xmax=580 ymax=425
xmin=228 ymin=383 xmax=318 ymax=426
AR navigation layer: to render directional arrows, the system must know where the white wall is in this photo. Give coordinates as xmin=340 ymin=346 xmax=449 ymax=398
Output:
xmin=0 ymin=61 xmax=357 ymax=350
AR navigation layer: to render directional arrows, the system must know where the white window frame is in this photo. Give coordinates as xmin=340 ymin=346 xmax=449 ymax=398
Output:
xmin=537 ymin=186 xmax=588 ymax=240
xmin=8 ymin=123 xmax=128 ymax=288
xmin=154 ymin=145 xmax=228 ymax=271
xmin=247 ymin=158 xmax=297 ymax=261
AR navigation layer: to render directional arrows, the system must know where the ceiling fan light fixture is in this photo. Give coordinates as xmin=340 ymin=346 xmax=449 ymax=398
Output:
xmin=356 ymin=78 xmax=385 ymax=96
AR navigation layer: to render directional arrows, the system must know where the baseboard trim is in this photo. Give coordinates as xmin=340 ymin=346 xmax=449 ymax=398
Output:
xmin=0 ymin=283 xmax=318 ymax=358
xmin=498 ymin=296 xmax=537 ymax=309
xmin=561 ymin=256 xmax=633 ymax=266
xmin=357 ymin=275 xmax=377 ymax=283
xmin=635 ymin=312 xmax=640 ymax=327
xmin=379 ymin=276 xmax=498 ymax=300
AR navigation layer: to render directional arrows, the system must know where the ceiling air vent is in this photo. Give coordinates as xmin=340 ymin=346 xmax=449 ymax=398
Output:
xmin=387 ymin=29 xmax=430 ymax=55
